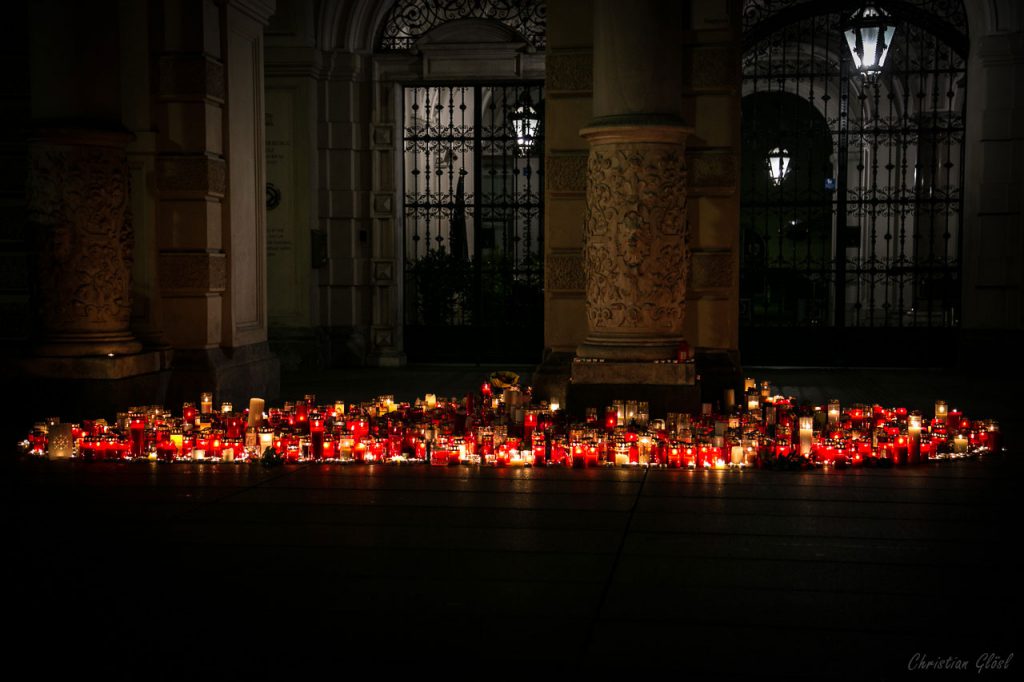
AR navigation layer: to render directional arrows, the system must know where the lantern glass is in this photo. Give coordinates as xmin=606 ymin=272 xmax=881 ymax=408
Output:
xmin=844 ymin=6 xmax=897 ymax=78
xmin=766 ymin=147 xmax=791 ymax=185
xmin=511 ymin=103 xmax=539 ymax=155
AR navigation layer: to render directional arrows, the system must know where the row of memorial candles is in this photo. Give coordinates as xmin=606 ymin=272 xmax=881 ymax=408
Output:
xmin=23 ymin=378 xmax=1001 ymax=467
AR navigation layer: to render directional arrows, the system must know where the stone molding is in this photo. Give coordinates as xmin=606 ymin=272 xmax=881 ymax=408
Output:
xmin=690 ymin=249 xmax=734 ymax=290
xmin=546 ymin=51 xmax=593 ymax=93
xmin=688 ymin=149 xmax=737 ymax=194
xmin=545 ymin=152 xmax=587 ymax=194
xmin=690 ymin=45 xmax=737 ymax=91
xmin=156 ymin=156 xmax=227 ymax=197
xmin=158 ymin=54 xmax=226 ymax=102
xmin=158 ymin=251 xmax=228 ymax=293
xmin=545 ymin=250 xmax=585 ymax=291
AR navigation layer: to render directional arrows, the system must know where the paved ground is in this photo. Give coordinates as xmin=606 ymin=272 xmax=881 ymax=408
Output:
xmin=7 ymin=365 xmax=1022 ymax=677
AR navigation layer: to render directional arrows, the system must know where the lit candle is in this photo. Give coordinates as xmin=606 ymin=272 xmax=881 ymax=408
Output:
xmin=605 ymin=406 xmax=618 ymax=432
xmin=549 ymin=399 xmax=560 ymax=412
xmin=200 ymin=392 xmax=213 ymax=414
xmin=907 ymin=412 xmax=922 ymax=463
xmin=128 ymin=411 xmax=146 ymax=458
xmin=744 ymin=377 xmax=757 ymax=392
xmin=947 ymin=407 xmax=962 ymax=430
xmin=309 ymin=414 xmax=325 ymax=460
xmin=47 ymin=423 xmax=73 ymax=460
xmin=258 ymin=428 xmax=274 ymax=455
xmin=220 ymin=402 xmax=233 ymax=414
xmin=248 ymin=398 xmax=265 ymax=427
xmin=827 ymin=399 xmax=840 ymax=426
xmin=183 ymin=402 xmax=197 ymax=427
xmin=953 ymin=434 xmax=968 ymax=454
xmin=424 ymin=394 xmax=437 ymax=410
xmin=934 ymin=400 xmax=947 ymax=424
xmin=798 ymin=416 xmax=814 ymax=457
xmin=169 ymin=429 xmax=184 ymax=458
xmin=624 ymin=400 xmax=638 ymax=423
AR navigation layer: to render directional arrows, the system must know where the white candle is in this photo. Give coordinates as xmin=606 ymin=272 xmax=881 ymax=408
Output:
xmin=248 ymin=398 xmax=265 ymax=427
xmin=424 ymin=394 xmax=437 ymax=409
xmin=730 ymin=444 xmax=744 ymax=466
xmin=828 ymin=399 xmax=840 ymax=425
xmin=953 ymin=434 xmax=968 ymax=454
xmin=799 ymin=416 xmax=814 ymax=456
xmin=908 ymin=413 xmax=922 ymax=460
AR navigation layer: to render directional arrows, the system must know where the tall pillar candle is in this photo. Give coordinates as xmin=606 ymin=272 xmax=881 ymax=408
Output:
xmin=248 ymin=398 xmax=265 ymax=428
xmin=798 ymin=416 xmax=814 ymax=457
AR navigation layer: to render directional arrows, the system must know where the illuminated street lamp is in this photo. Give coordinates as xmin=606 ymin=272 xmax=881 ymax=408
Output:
xmin=843 ymin=5 xmax=898 ymax=78
xmin=510 ymin=93 xmax=540 ymax=156
xmin=766 ymin=146 xmax=791 ymax=186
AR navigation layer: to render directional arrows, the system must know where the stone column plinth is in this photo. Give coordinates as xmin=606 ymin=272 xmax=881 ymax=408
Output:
xmin=27 ymin=128 xmax=143 ymax=358
xmin=577 ymin=122 xmax=691 ymax=362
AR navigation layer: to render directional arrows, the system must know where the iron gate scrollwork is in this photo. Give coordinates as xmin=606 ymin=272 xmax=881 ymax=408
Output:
xmin=740 ymin=0 xmax=967 ymax=365
xmin=402 ymin=83 xmax=544 ymax=362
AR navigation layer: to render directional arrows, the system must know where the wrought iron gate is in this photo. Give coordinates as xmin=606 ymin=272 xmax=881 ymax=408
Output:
xmin=740 ymin=1 xmax=967 ymax=365
xmin=402 ymin=83 xmax=544 ymax=362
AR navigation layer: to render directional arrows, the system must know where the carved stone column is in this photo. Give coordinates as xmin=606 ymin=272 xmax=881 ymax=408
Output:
xmin=568 ymin=0 xmax=698 ymax=410
xmin=27 ymin=129 xmax=143 ymax=357
xmin=578 ymin=123 xmax=691 ymax=361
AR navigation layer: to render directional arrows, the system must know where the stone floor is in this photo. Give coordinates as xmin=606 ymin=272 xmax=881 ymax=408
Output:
xmin=8 ymin=365 xmax=1022 ymax=676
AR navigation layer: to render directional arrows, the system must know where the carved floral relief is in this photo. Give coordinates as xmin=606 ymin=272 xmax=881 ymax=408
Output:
xmin=583 ymin=143 xmax=689 ymax=333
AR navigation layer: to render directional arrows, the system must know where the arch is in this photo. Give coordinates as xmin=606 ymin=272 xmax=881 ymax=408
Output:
xmin=376 ymin=0 xmax=546 ymax=51
xmin=743 ymin=0 xmax=969 ymax=56
xmin=316 ymin=0 xmax=398 ymax=53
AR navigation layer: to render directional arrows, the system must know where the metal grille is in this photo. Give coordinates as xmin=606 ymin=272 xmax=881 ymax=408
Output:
xmin=380 ymin=0 xmax=547 ymax=51
xmin=740 ymin=2 xmax=967 ymax=362
xmin=402 ymin=83 xmax=544 ymax=362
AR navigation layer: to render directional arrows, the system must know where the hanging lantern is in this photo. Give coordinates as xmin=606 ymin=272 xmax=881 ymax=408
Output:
xmin=510 ymin=94 xmax=540 ymax=156
xmin=843 ymin=5 xmax=897 ymax=78
xmin=766 ymin=146 xmax=791 ymax=186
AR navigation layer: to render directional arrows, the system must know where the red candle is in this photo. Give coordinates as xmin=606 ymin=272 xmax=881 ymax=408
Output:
xmin=533 ymin=441 xmax=546 ymax=467
xmin=309 ymin=414 xmax=325 ymax=460
xmin=947 ymin=409 xmax=962 ymax=430
xmin=128 ymin=413 xmax=145 ymax=458
xmin=892 ymin=436 xmax=908 ymax=465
